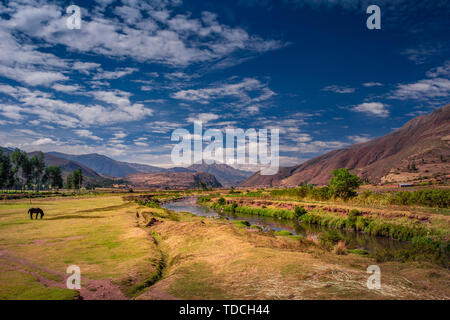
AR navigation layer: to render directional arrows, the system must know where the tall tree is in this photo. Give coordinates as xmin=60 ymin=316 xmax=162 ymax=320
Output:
xmin=72 ymin=169 xmax=83 ymax=190
xmin=11 ymin=149 xmax=29 ymax=189
xmin=21 ymin=153 xmax=33 ymax=189
xmin=0 ymin=150 xmax=14 ymax=189
xmin=30 ymin=152 xmax=45 ymax=191
xmin=43 ymin=166 xmax=63 ymax=189
xmin=66 ymin=173 xmax=74 ymax=189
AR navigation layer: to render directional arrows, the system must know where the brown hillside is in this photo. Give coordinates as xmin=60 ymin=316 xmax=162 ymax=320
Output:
xmin=241 ymin=105 xmax=450 ymax=187
xmin=125 ymin=171 xmax=222 ymax=189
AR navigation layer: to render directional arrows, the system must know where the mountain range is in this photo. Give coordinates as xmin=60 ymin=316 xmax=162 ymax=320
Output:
xmin=3 ymin=105 xmax=448 ymax=188
xmin=47 ymin=152 xmax=251 ymax=186
xmin=1 ymin=147 xmax=252 ymax=187
xmin=241 ymin=105 xmax=450 ymax=187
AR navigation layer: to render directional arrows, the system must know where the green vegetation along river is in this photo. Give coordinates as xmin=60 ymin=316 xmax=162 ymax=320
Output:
xmin=162 ymin=197 xmax=411 ymax=255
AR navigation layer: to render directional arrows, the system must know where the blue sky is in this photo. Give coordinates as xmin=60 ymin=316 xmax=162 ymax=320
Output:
xmin=0 ymin=0 xmax=449 ymax=169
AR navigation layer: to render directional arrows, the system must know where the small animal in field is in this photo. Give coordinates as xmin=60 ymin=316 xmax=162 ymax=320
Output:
xmin=136 ymin=211 xmax=140 ymax=219
xmin=28 ymin=208 xmax=44 ymax=220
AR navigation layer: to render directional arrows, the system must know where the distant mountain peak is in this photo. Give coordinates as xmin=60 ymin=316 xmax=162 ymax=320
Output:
xmin=187 ymin=161 xmax=252 ymax=187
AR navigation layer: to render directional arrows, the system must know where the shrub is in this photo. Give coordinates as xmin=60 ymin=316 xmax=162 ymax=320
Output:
xmin=309 ymin=186 xmax=332 ymax=201
xmin=197 ymin=195 xmax=211 ymax=203
xmin=233 ymin=220 xmax=250 ymax=228
xmin=217 ymin=197 xmax=226 ymax=206
xmin=333 ymin=241 xmax=348 ymax=255
xmin=348 ymin=248 xmax=369 ymax=256
xmin=345 ymin=209 xmax=361 ymax=229
xmin=275 ymin=230 xmax=292 ymax=236
xmin=294 ymin=206 xmax=307 ymax=219
xmin=389 ymin=189 xmax=450 ymax=208
xmin=320 ymin=229 xmax=343 ymax=249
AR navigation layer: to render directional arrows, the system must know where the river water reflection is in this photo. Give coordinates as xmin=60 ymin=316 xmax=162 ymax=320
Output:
xmin=162 ymin=197 xmax=410 ymax=254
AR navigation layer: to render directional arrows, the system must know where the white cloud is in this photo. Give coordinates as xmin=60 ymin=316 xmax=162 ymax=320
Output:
xmin=72 ymin=61 xmax=101 ymax=75
xmin=0 ymin=104 xmax=25 ymax=120
xmin=1 ymin=1 xmax=284 ymax=68
xmin=322 ymin=85 xmax=355 ymax=94
xmin=0 ymin=86 xmax=154 ymax=127
xmin=352 ymin=102 xmax=389 ymax=117
xmin=390 ymin=78 xmax=450 ymax=101
xmin=362 ymin=82 xmax=383 ymax=87
xmin=113 ymin=131 xmax=127 ymax=139
xmin=173 ymin=78 xmax=275 ymax=106
xmin=400 ymin=46 xmax=445 ymax=64
xmin=93 ymin=67 xmax=138 ymax=80
xmin=51 ymin=84 xmax=82 ymax=93
xmin=280 ymin=140 xmax=347 ymax=153
xmin=246 ymin=106 xmax=260 ymax=114
xmin=134 ymin=137 xmax=149 ymax=147
xmin=0 ymin=20 xmax=69 ymax=86
xmin=0 ymin=65 xmax=67 ymax=86
xmin=146 ymin=121 xmax=182 ymax=133
xmin=187 ymin=113 xmax=220 ymax=123
xmin=74 ymin=129 xmax=103 ymax=141
xmin=347 ymin=135 xmax=371 ymax=143
xmin=426 ymin=61 xmax=450 ymax=78
xmin=31 ymin=138 xmax=55 ymax=146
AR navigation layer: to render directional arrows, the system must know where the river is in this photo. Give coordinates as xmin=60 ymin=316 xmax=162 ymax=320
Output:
xmin=162 ymin=197 xmax=411 ymax=254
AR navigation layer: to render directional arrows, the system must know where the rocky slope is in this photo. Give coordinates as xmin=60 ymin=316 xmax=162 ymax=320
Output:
xmin=187 ymin=162 xmax=252 ymax=187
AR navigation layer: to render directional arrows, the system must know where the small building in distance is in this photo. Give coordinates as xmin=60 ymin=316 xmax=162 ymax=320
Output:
xmin=399 ymin=183 xmax=413 ymax=188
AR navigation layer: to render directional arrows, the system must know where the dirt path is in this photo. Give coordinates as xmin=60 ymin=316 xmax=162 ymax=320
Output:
xmin=0 ymin=250 xmax=126 ymax=300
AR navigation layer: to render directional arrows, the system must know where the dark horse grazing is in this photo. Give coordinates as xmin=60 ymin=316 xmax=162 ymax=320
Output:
xmin=28 ymin=208 xmax=44 ymax=220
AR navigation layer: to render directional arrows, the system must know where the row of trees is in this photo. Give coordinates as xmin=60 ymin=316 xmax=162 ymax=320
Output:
xmin=66 ymin=169 xmax=83 ymax=190
xmin=0 ymin=149 xmax=49 ymax=190
xmin=0 ymin=149 xmax=81 ymax=191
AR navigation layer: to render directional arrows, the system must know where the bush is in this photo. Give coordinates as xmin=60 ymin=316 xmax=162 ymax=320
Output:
xmin=320 ymin=229 xmax=343 ymax=249
xmin=345 ymin=209 xmax=361 ymax=229
xmin=310 ymin=186 xmax=332 ymax=201
xmin=217 ymin=197 xmax=226 ymax=206
xmin=389 ymin=189 xmax=450 ymax=208
xmin=197 ymin=195 xmax=211 ymax=203
xmin=348 ymin=248 xmax=369 ymax=256
xmin=294 ymin=206 xmax=307 ymax=219
xmin=233 ymin=220 xmax=250 ymax=228
xmin=275 ymin=230 xmax=292 ymax=236
xmin=333 ymin=241 xmax=348 ymax=255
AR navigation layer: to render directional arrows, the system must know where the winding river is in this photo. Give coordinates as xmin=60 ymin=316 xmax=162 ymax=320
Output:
xmin=162 ymin=197 xmax=411 ymax=254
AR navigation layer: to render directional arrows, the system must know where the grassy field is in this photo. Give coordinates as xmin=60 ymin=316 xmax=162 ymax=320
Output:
xmin=0 ymin=193 xmax=449 ymax=300
xmin=0 ymin=195 xmax=160 ymax=299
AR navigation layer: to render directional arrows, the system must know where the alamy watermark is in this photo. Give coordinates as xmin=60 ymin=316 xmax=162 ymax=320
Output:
xmin=366 ymin=265 xmax=381 ymax=290
xmin=66 ymin=4 xmax=379 ymax=31
xmin=366 ymin=5 xmax=381 ymax=30
xmin=66 ymin=265 xmax=81 ymax=290
xmin=171 ymin=121 xmax=279 ymax=175
xmin=66 ymin=5 xmax=81 ymax=30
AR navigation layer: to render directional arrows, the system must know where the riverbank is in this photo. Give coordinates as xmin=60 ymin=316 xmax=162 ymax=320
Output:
xmin=198 ymin=196 xmax=449 ymax=267
xmin=135 ymin=196 xmax=450 ymax=299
